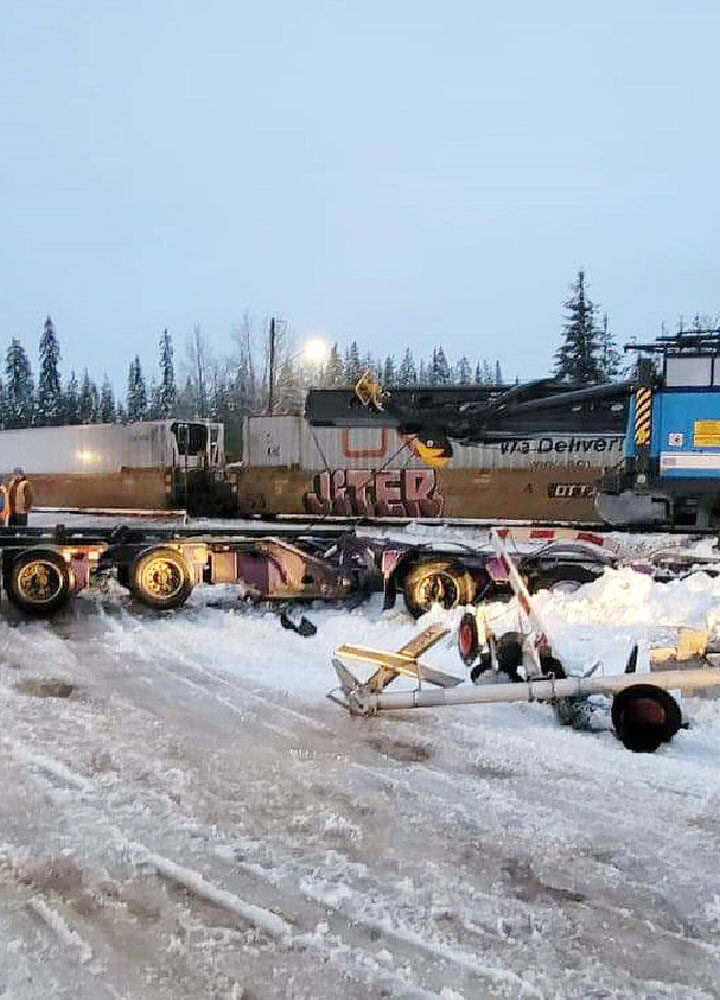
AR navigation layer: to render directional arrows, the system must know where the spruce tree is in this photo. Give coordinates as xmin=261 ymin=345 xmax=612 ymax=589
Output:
xmin=175 ymin=376 xmax=196 ymax=419
xmin=456 ymin=356 xmax=472 ymax=385
xmin=554 ymin=270 xmax=603 ymax=384
xmin=345 ymin=341 xmax=361 ymax=382
xmin=157 ymin=329 xmax=177 ymax=416
xmin=64 ymin=370 xmax=80 ymax=424
xmin=474 ymin=363 xmax=482 ymax=385
xmin=99 ymin=375 xmax=116 ymax=423
xmin=324 ymin=343 xmax=344 ymax=386
xmin=398 ymin=348 xmax=417 ymax=386
xmin=430 ymin=346 xmax=452 ymax=386
xmin=37 ymin=315 xmax=62 ymax=426
xmin=481 ymin=360 xmax=493 ymax=384
xmin=78 ymin=369 xmax=95 ymax=423
xmin=382 ymin=355 xmax=396 ymax=387
xmin=495 ymin=360 xmax=503 ymax=385
xmin=275 ymin=357 xmax=301 ymax=414
xmin=5 ymin=339 xmax=34 ymax=428
xmin=597 ymin=312 xmax=621 ymax=383
xmin=127 ymin=356 xmax=147 ymax=421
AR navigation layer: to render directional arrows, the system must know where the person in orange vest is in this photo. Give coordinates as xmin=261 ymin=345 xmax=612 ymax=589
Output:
xmin=0 ymin=480 xmax=8 ymax=527
xmin=7 ymin=468 xmax=33 ymax=526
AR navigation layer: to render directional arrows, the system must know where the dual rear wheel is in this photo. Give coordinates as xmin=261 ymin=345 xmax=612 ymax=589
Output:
xmin=125 ymin=547 xmax=193 ymax=610
xmin=3 ymin=545 xmax=193 ymax=616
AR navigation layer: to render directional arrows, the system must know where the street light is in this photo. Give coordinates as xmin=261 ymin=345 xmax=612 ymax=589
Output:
xmin=302 ymin=337 xmax=329 ymax=366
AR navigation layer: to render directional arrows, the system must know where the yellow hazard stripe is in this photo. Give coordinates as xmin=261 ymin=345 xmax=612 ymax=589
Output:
xmin=635 ymin=388 xmax=652 ymax=446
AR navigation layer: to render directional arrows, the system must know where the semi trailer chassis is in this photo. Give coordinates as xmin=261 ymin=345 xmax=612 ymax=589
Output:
xmin=0 ymin=521 xmax=716 ymax=620
xmin=0 ymin=523 xmax=380 ymax=616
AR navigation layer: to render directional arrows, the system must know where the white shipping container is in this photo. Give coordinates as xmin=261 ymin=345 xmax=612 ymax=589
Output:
xmin=243 ymin=416 xmax=625 ymax=472
xmin=0 ymin=420 xmax=225 ymax=475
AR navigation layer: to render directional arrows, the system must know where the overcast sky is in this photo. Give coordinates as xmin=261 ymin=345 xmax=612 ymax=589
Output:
xmin=1 ymin=0 xmax=719 ymax=390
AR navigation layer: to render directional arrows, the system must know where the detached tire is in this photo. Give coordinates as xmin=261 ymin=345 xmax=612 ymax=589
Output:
xmin=7 ymin=548 xmax=72 ymax=616
xmin=526 ymin=564 xmax=599 ymax=595
xmin=402 ymin=560 xmax=476 ymax=619
xmin=130 ymin=547 xmax=193 ymax=610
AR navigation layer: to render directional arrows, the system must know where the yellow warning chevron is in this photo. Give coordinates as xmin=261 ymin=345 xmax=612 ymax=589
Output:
xmin=635 ymin=387 xmax=652 ymax=446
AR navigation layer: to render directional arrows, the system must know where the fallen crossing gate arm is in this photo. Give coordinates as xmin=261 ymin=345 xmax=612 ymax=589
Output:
xmin=342 ymin=668 xmax=720 ymax=716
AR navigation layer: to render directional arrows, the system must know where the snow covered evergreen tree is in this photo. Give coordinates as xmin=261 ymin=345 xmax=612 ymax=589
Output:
xmin=99 ymin=375 xmax=116 ymax=423
xmin=126 ymin=356 xmax=147 ymax=421
xmin=156 ymin=328 xmax=177 ymax=416
xmin=274 ymin=357 xmax=302 ymax=414
xmin=344 ymin=341 xmax=361 ymax=382
xmin=324 ymin=343 xmax=345 ymax=386
xmin=5 ymin=339 xmax=34 ymax=428
xmin=430 ymin=347 xmax=452 ymax=386
xmin=456 ymin=356 xmax=472 ymax=385
xmin=495 ymin=360 xmax=503 ymax=385
xmin=597 ymin=312 xmax=621 ymax=382
xmin=174 ymin=376 xmax=196 ymax=418
xmin=78 ymin=369 xmax=97 ymax=423
xmin=418 ymin=358 xmax=427 ymax=384
xmin=37 ymin=315 xmax=62 ymax=426
xmin=382 ymin=356 xmax=396 ymax=386
xmin=397 ymin=348 xmax=416 ymax=386
xmin=554 ymin=270 xmax=604 ymax=384
xmin=64 ymin=370 xmax=80 ymax=424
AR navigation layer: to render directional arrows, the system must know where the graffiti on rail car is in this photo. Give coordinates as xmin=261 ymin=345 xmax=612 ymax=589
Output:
xmin=303 ymin=468 xmax=445 ymax=517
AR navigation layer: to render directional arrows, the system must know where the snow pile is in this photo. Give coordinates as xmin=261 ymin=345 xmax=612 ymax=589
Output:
xmin=538 ymin=566 xmax=720 ymax=628
xmin=534 ymin=566 xmax=720 ymax=676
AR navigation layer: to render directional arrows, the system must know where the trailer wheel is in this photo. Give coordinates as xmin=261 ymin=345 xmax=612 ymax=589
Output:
xmin=526 ymin=564 xmax=599 ymax=595
xmin=7 ymin=548 xmax=72 ymax=615
xmin=611 ymin=684 xmax=682 ymax=753
xmin=130 ymin=547 xmax=193 ymax=610
xmin=402 ymin=560 xmax=476 ymax=619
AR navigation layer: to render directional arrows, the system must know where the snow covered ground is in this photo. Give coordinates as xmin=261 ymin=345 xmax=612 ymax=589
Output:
xmin=2 ymin=520 xmax=720 ymax=998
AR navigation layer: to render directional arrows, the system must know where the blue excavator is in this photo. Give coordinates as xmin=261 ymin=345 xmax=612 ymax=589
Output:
xmin=305 ymin=329 xmax=720 ymax=529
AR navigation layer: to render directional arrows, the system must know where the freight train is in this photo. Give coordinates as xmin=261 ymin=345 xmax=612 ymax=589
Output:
xmin=231 ymin=413 xmax=626 ymax=522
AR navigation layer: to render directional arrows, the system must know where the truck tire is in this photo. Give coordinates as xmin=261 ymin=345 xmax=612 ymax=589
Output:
xmin=130 ymin=547 xmax=193 ymax=611
xmin=7 ymin=548 xmax=72 ymax=616
xmin=402 ymin=560 xmax=476 ymax=619
xmin=526 ymin=564 xmax=599 ymax=595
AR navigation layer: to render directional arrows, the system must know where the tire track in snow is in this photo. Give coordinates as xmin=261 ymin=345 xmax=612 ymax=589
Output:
xmin=29 ymin=895 xmax=93 ymax=965
xmin=3 ymin=737 xmax=455 ymax=1000
xmin=25 ymin=603 xmax=720 ymax=997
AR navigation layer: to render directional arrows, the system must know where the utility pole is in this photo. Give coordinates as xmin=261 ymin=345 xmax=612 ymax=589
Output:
xmin=267 ymin=316 xmax=276 ymax=415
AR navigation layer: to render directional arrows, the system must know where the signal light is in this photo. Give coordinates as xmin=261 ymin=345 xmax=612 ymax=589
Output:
xmin=458 ymin=612 xmax=479 ymax=665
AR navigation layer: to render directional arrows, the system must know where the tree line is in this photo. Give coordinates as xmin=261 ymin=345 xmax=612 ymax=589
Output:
xmin=0 ymin=314 xmax=507 ymax=432
xmin=0 ymin=269 xmax=705 ymax=438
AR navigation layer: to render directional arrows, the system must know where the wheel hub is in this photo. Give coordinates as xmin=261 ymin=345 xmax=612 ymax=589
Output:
xmin=17 ymin=561 xmax=62 ymax=603
xmin=419 ymin=572 xmax=459 ymax=611
xmin=141 ymin=558 xmax=184 ymax=599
